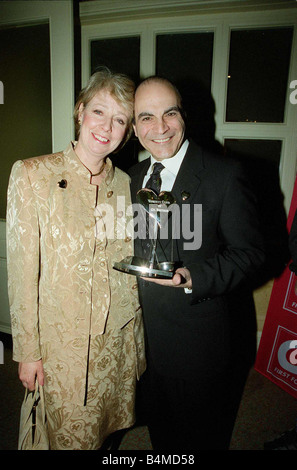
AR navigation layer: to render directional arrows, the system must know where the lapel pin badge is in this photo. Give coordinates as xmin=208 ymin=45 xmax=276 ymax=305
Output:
xmin=181 ymin=191 xmax=190 ymax=201
xmin=58 ymin=179 xmax=67 ymax=189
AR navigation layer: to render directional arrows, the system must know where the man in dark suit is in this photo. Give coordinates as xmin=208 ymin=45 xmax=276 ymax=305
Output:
xmin=129 ymin=76 xmax=265 ymax=450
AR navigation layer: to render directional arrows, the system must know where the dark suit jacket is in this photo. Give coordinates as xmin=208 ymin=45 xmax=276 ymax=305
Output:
xmin=129 ymin=139 xmax=265 ymax=380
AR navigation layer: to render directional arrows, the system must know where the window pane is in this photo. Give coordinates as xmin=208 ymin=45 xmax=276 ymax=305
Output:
xmin=226 ymin=28 xmax=293 ymax=123
xmin=224 ymin=138 xmax=287 ymax=279
xmin=224 ymin=138 xmax=282 ymax=166
xmin=156 ymin=32 xmax=213 ymax=88
xmin=91 ymin=37 xmax=141 ymax=171
xmin=156 ymin=32 xmax=214 ymax=147
xmin=91 ymin=36 xmax=140 ymax=83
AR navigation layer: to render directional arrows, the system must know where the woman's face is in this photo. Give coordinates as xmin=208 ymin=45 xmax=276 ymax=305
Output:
xmin=77 ymin=89 xmax=130 ymax=160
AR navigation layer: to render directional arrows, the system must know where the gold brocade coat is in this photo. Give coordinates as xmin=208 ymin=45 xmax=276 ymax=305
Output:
xmin=6 ymin=142 xmax=146 ymax=407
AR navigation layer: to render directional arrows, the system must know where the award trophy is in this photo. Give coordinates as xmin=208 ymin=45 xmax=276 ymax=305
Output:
xmin=114 ymin=189 xmax=176 ymax=278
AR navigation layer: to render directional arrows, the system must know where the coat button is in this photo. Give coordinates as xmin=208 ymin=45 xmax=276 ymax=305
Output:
xmin=125 ymin=236 xmax=132 ymax=242
xmin=107 ymin=191 xmax=113 ymax=198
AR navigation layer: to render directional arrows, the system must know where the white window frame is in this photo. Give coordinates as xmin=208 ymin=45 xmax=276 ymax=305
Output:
xmin=81 ymin=2 xmax=297 ymax=213
xmin=0 ymin=0 xmax=75 ymax=152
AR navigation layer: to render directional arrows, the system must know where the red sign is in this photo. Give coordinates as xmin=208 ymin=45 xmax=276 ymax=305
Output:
xmin=255 ymin=178 xmax=297 ymax=399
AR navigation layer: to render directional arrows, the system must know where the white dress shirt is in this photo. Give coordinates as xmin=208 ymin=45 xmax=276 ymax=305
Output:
xmin=142 ymin=139 xmax=189 ymax=191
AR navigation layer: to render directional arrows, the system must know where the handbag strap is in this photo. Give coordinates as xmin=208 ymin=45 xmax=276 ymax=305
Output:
xmin=24 ymin=379 xmax=39 ymax=403
xmin=38 ymin=383 xmax=47 ymax=425
xmin=24 ymin=380 xmax=46 ymax=423
xmin=24 ymin=379 xmax=46 ymax=423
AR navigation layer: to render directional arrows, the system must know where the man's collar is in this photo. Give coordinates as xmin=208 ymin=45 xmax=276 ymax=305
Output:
xmin=149 ymin=139 xmax=189 ymax=176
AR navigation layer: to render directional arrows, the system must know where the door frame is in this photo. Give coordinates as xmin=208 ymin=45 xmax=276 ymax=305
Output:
xmin=0 ymin=0 xmax=75 ymax=152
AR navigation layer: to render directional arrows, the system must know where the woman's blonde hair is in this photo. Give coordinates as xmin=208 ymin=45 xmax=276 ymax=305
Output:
xmin=74 ymin=67 xmax=135 ymax=150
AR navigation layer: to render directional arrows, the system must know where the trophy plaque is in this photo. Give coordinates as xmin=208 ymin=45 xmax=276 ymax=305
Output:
xmin=113 ymin=189 xmax=176 ymax=279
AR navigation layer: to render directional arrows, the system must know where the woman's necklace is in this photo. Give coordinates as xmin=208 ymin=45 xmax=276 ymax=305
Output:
xmin=91 ymin=162 xmax=106 ymax=177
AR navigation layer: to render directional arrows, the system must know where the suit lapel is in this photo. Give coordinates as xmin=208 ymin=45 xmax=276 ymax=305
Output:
xmin=159 ymin=140 xmax=205 ymax=254
xmin=131 ymin=158 xmax=150 ymax=202
xmin=130 ymin=159 xmax=150 ymax=249
xmin=171 ymin=140 xmax=204 ymax=205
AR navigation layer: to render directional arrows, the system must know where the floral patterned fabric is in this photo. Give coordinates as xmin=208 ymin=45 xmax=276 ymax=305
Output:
xmin=6 ymin=142 xmax=146 ymax=449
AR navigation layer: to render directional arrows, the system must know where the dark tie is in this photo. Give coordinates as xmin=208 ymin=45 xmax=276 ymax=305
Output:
xmin=145 ymin=162 xmax=164 ymax=195
xmin=142 ymin=162 xmax=164 ymax=257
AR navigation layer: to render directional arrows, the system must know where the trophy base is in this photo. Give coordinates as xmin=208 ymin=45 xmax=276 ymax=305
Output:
xmin=113 ymin=256 xmax=174 ymax=279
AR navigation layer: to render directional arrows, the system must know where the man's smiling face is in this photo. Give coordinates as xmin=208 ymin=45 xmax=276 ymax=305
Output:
xmin=133 ymin=80 xmax=185 ymax=161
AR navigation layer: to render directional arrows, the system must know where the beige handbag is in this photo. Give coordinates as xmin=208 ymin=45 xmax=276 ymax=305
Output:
xmin=18 ymin=380 xmax=49 ymax=450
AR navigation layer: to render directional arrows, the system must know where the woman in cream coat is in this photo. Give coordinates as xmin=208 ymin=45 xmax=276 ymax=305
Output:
xmin=6 ymin=68 xmax=145 ymax=450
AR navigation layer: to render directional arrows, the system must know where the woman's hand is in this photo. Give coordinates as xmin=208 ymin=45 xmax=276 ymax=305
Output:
xmin=18 ymin=360 xmax=44 ymax=391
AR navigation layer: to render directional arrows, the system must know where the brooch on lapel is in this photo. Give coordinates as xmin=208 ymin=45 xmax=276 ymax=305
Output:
xmin=181 ymin=191 xmax=190 ymax=201
xmin=58 ymin=179 xmax=67 ymax=189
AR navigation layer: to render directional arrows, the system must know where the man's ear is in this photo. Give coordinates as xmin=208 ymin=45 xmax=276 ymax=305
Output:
xmin=133 ymin=124 xmax=138 ymax=137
